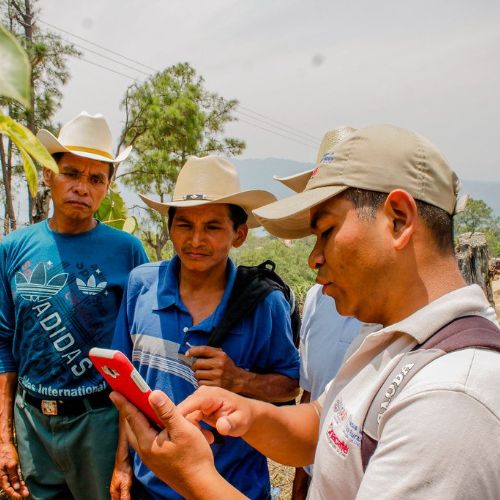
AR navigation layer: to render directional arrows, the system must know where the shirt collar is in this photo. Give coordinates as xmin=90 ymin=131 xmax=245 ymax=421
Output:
xmin=152 ymin=256 xmax=238 ymax=330
xmin=360 ymin=284 xmax=498 ymax=344
xmin=153 ymin=256 xmax=182 ymax=311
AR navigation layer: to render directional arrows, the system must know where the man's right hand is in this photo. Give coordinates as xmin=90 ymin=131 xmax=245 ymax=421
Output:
xmin=110 ymin=460 xmax=133 ymax=500
xmin=180 ymin=385 xmax=321 ymax=468
xmin=179 ymin=385 xmax=256 ymax=439
xmin=0 ymin=442 xmax=29 ymax=499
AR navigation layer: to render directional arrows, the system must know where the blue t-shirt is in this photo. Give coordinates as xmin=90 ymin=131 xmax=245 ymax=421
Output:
xmin=112 ymin=256 xmax=300 ymax=500
xmin=0 ymin=220 xmax=148 ymax=398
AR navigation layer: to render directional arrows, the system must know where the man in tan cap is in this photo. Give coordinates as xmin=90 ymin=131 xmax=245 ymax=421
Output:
xmin=0 ymin=111 xmax=148 ymax=500
xmin=111 ymin=124 xmax=500 ymax=499
xmin=277 ymin=127 xmax=365 ymax=500
xmin=110 ymin=155 xmax=300 ymax=499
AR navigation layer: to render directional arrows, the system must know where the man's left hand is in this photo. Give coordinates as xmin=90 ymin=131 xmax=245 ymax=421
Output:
xmin=187 ymin=346 xmax=244 ymax=392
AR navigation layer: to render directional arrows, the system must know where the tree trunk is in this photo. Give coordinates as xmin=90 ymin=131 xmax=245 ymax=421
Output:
xmin=155 ymin=239 xmax=163 ymax=262
xmin=0 ymin=139 xmax=17 ymax=233
xmin=456 ymin=232 xmax=494 ymax=306
xmin=20 ymin=0 xmax=46 ymax=224
xmin=31 ymin=185 xmax=51 ymax=223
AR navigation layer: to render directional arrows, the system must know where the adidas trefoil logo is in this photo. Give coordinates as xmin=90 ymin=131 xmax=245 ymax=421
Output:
xmin=16 ymin=262 xmax=68 ymax=302
xmin=76 ymin=274 xmax=107 ymax=295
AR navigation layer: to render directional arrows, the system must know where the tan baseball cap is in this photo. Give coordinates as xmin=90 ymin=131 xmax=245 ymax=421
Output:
xmin=253 ymin=124 xmax=461 ymax=239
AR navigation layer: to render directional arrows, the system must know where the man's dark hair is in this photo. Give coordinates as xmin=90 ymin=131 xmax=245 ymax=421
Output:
xmin=341 ymin=187 xmax=454 ymax=253
xmin=167 ymin=204 xmax=248 ymax=231
xmin=52 ymin=152 xmax=114 ymax=179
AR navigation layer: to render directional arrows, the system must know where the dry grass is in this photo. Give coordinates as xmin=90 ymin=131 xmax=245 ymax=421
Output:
xmin=269 ymin=459 xmax=295 ymax=499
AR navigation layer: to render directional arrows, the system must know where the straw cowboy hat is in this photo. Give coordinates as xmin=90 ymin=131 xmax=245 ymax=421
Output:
xmin=139 ymin=155 xmax=277 ymax=228
xmin=37 ymin=111 xmax=131 ymax=163
xmin=274 ymin=126 xmax=357 ymax=193
xmin=254 ymin=124 xmax=461 ymax=239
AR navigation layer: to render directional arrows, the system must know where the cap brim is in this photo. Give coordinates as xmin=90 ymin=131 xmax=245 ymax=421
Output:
xmin=253 ymin=185 xmax=348 ymax=238
xmin=37 ymin=130 xmax=131 ymax=164
xmin=140 ymin=190 xmax=277 ymax=229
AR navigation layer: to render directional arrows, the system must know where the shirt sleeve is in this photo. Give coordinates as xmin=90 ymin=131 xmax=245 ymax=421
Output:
xmin=357 ymin=388 xmax=500 ymax=499
xmin=299 ymin=354 xmax=312 ymax=392
xmin=299 ymin=287 xmax=317 ymax=392
xmin=111 ymin=277 xmax=134 ymax=360
xmin=0 ymin=244 xmax=16 ymax=373
xmin=260 ymin=290 xmax=300 ymax=379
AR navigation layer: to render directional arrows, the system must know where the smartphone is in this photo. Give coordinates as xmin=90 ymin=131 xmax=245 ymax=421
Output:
xmin=89 ymin=347 xmax=162 ymax=427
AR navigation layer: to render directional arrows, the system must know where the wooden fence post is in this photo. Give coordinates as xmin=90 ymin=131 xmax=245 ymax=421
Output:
xmin=456 ymin=232 xmax=494 ymax=306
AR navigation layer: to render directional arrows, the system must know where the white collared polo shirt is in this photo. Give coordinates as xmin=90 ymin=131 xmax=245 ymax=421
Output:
xmin=309 ymin=285 xmax=500 ymax=500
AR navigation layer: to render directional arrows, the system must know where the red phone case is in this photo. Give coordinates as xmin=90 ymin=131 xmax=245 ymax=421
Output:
xmin=89 ymin=348 xmax=162 ymax=427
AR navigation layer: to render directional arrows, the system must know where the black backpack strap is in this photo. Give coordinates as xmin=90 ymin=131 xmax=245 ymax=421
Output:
xmin=204 ymin=260 xmax=300 ymax=440
xmin=207 ymin=260 xmax=299 ymax=347
xmin=361 ymin=315 xmax=500 ymax=471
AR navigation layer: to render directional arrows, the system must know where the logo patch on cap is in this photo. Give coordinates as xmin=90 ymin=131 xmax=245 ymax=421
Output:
xmin=320 ymin=152 xmax=335 ymax=164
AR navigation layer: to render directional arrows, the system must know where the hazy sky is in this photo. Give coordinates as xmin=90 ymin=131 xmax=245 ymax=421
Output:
xmin=41 ymin=0 xmax=500 ymax=181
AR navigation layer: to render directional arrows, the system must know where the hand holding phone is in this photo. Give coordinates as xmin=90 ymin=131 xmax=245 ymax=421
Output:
xmin=89 ymin=347 xmax=162 ymax=427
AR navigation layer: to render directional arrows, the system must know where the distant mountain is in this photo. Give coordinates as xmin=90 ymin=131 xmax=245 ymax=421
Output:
xmin=233 ymin=158 xmax=500 ymax=216
xmin=234 ymin=158 xmax=312 ymax=200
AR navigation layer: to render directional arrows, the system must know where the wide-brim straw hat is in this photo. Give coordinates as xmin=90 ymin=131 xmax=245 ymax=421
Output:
xmin=37 ymin=111 xmax=131 ymax=163
xmin=140 ymin=155 xmax=277 ymax=228
xmin=254 ymin=124 xmax=461 ymax=239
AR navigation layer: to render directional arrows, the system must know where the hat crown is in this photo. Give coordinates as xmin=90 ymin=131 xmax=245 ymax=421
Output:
xmin=37 ymin=111 xmax=130 ymax=163
xmin=173 ymin=156 xmax=241 ymax=201
xmin=275 ymin=126 xmax=356 ymax=194
xmin=315 ymin=126 xmax=356 ymax=164
xmin=58 ymin=111 xmax=113 ymax=154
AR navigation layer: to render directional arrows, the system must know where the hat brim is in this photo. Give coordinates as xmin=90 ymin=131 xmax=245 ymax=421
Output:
xmin=140 ymin=190 xmax=277 ymax=229
xmin=253 ymin=185 xmax=349 ymax=238
xmin=37 ymin=129 xmax=131 ymax=163
xmin=274 ymin=169 xmax=314 ymax=193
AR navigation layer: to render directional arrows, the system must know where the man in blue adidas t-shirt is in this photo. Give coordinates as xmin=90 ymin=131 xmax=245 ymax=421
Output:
xmin=0 ymin=112 xmax=148 ymax=500
xmin=111 ymin=156 xmax=300 ymax=499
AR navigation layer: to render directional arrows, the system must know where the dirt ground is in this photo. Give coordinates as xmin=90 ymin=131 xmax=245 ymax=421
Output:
xmin=269 ymin=458 xmax=295 ymax=499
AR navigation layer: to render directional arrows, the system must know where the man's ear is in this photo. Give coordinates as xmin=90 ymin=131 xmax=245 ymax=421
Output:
xmin=383 ymin=190 xmax=418 ymax=250
xmin=232 ymin=223 xmax=249 ymax=248
xmin=42 ymin=167 xmax=53 ymax=188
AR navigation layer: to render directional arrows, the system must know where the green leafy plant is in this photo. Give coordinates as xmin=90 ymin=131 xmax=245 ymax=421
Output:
xmin=231 ymin=233 xmax=317 ymax=307
xmin=0 ymin=24 xmax=57 ymax=197
xmin=0 ymin=20 xmax=29 ymax=106
xmin=95 ymin=186 xmax=138 ymax=233
xmin=118 ymin=62 xmax=244 ymax=258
